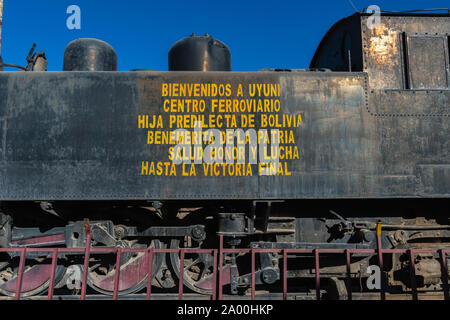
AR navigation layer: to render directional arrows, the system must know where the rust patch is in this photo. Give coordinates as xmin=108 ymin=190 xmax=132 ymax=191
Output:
xmin=369 ymin=24 xmax=399 ymax=65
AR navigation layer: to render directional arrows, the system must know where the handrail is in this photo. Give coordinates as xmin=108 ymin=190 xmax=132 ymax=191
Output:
xmin=0 ymin=233 xmax=448 ymax=300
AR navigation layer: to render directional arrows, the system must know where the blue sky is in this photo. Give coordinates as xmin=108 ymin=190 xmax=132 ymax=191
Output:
xmin=0 ymin=0 xmax=449 ymax=71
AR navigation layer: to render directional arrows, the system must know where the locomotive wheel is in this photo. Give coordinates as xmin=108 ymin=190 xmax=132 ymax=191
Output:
xmin=169 ymin=237 xmax=216 ymax=295
xmin=86 ymin=239 xmax=163 ymax=296
xmin=0 ymin=255 xmax=66 ymax=298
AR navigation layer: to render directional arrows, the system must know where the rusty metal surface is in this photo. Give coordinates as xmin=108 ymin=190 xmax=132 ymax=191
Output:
xmin=360 ymin=15 xmax=450 ymax=89
xmin=311 ymin=14 xmax=450 ymax=89
xmin=0 ymin=69 xmax=448 ymax=200
xmin=312 ymin=13 xmax=450 ymax=197
xmin=406 ymin=35 xmax=448 ymax=89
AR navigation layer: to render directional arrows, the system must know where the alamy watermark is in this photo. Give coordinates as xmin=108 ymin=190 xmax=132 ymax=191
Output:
xmin=366 ymin=265 xmax=381 ymax=290
xmin=366 ymin=5 xmax=381 ymax=30
xmin=169 ymin=121 xmax=280 ymax=176
xmin=66 ymin=5 xmax=81 ymax=30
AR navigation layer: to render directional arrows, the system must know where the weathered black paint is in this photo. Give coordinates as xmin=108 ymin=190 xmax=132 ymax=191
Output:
xmin=0 ymin=13 xmax=448 ymax=201
xmin=63 ymin=38 xmax=117 ymax=71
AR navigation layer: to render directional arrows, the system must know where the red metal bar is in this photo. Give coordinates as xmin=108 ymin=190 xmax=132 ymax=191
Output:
xmin=439 ymin=249 xmax=449 ymax=301
xmin=212 ymin=249 xmax=217 ymax=300
xmin=314 ymin=249 xmax=320 ymax=300
xmin=251 ymin=250 xmax=255 ymax=300
xmin=47 ymin=249 xmax=58 ymax=300
xmin=146 ymin=249 xmax=153 ymax=300
xmin=14 ymin=248 xmax=26 ymax=300
xmin=178 ymin=249 xmax=184 ymax=300
xmin=10 ymin=233 xmax=66 ymax=247
xmin=0 ymin=247 xmax=226 ymax=254
xmin=0 ymin=247 xmax=248 ymax=254
xmin=283 ymin=249 xmax=287 ymax=300
xmin=218 ymin=235 xmax=224 ymax=300
xmin=376 ymin=221 xmax=386 ymax=300
xmin=113 ymin=249 xmax=121 ymax=300
xmin=408 ymin=249 xmax=418 ymax=301
xmin=345 ymin=249 xmax=352 ymax=301
xmin=80 ymin=220 xmax=91 ymax=300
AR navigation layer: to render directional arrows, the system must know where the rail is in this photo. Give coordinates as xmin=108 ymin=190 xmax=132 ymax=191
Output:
xmin=0 ymin=222 xmax=449 ymax=300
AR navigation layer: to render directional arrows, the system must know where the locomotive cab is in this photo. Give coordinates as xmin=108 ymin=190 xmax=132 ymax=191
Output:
xmin=311 ymin=11 xmax=450 ymax=90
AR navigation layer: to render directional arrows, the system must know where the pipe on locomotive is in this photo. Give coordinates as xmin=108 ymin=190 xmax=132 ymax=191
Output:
xmin=62 ymin=33 xmax=231 ymax=72
xmin=168 ymin=33 xmax=231 ymax=71
xmin=63 ymin=38 xmax=118 ymax=71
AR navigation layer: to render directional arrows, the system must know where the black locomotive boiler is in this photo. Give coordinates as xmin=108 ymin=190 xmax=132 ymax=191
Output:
xmin=0 ymin=10 xmax=449 ymax=299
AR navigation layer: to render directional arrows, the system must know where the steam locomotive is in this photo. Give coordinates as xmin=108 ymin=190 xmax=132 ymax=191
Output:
xmin=0 ymin=10 xmax=449 ymax=299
